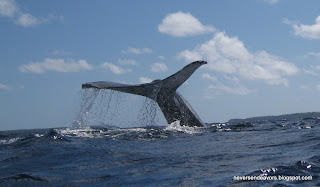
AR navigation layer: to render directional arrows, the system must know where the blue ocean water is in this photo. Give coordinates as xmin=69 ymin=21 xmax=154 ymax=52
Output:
xmin=1 ymin=90 xmax=319 ymax=186
xmin=0 ymin=118 xmax=319 ymax=186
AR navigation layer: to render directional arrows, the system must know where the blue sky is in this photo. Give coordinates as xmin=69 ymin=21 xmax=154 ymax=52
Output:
xmin=1 ymin=0 xmax=320 ymax=130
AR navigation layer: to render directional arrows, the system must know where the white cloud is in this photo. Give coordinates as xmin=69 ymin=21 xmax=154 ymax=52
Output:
xmin=139 ymin=77 xmax=153 ymax=84
xmin=0 ymin=0 xmax=17 ymax=17
xmin=150 ymin=62 xmax=168 ymax=72
xmin=303 ymin=68 xmax=318 ymax=76
xmin=304 ymin=52 xmax=320 ymax=58
xmin=179 ymin=32 xmax=298 ymax=86
xmin=121 ymin=47 xmax=152 ymax=55
xmin=263 ymin=0 xmax=279 ymax=4
xmin=0 ymin=83 xmax=12 ymax=91
xmin=299 ymin=85 xmax=310 ymax=91
xmin=158 ymin=11 xmax=215 ymax=37
xmin=202 ymin=73 xmax=251 ymax=98
xmin=0 ymin=0 xmax=63 ymax=27
xmin=224 ymin=75 xmax=240 ymax=83
xmin=178 ymin=50 xmax=202 ymax=62
xmin=118 ymin=59 xmax=137 ymax=66
xmin=15 ymin=13 xmax=39 ymax=27
xmin=208 ymin=84 xmax=252 ymax=96
xmin=158 ymin=56 xmax=166 ymax=60
xmin=0 ymin=83 xmax=24 ymax=91
xmin=101 ymin=62 xmax=131 ymax=75
xmin=302 ymin=64 xmax=320 ymax=76
xmin=142 ymin=48 xmax=152 ymax=54
xmin=19 ymin=58 xmax=93 ymax=74
xmin=201 ymin=73 xmax=218 ymax=82
xmin=285 ymin=16 xmax=320 ymax=39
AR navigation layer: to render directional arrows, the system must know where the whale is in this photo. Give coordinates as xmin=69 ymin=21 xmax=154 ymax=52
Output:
xmin=82 ymin=60 xmax=207 ymax=127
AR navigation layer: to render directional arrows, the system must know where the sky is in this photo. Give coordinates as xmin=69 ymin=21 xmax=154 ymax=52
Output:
xmin=1 ymin=0 xmax=320 ymax=130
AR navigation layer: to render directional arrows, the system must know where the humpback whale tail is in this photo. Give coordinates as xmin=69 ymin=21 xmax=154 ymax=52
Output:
xmin=82 ymin=60 xmax=207 ymax=127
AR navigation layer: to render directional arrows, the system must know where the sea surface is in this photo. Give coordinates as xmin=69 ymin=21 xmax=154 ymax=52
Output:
xmin=0 ymin=118 xmax=319 ymax=186
xmin=1 ymin=90 xmax=319 ymax=186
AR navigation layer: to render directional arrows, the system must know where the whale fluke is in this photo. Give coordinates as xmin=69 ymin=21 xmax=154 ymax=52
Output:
xmin=82 ymin=60 xmax=207 ymax=127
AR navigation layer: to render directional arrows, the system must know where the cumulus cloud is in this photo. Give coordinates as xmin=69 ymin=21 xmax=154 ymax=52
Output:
xmin=121 ymin=47 xmax=152 ymax=55
xmin=150 ymin=62 xmax=168 ymax=72
xmin=19 ymin=58 xmax=93 ymax=74
xmin=202 ymin=73 xmax=252 ymax=98
xmin=305 ymin=52 xmax=320 ymax=58
xmin=0 ymin=83 xmax=12 ymax=91
xmin=118 ymin=59 xmax=137 ymax=66
xmin=15 ymin=13 xmax=39 ymax=27
xmin=202 ymin=73 xmax=218 ymax=82
xmin=139 ymin=77 xmax=153 ymax=84
xmin=285 ymin=16 xmax=320 ymax=39
xmin=302 ymin=64 xmax=320 ymax=76
xmin=179 ymin=32 xmax=298 ymax=86
xmin=101 ymin=62 xmax=131 ymax=75
xmin=303 ymin=68 xmax=318 ymax=76
xmin=208 ymin=84 xmax=251 ymax=96
xmin=158 ymin=11 xmax=215 ymax=37
xmin=263 ymin=0 xmax=279 ymax=4
xmin=0 ymin=0 xmax=63 ymax=27
xmin=0 ymin=83 xmax=24 ymax=91
xmin=0 ymin=0 xmax=17 ymax=17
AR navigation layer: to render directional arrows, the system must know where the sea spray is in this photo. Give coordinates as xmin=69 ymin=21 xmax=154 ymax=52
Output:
xmin=72 ymin=89 xmax=166 ymax=128
xmin=138 ymin=97 xmax=160 ymax=127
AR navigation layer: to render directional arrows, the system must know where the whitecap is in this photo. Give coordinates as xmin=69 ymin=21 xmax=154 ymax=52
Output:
xmin=56 ymin=127 xmax=106 ymax=139
xmin=0 ymin=137 xmax=21 ymax=145
xmin=164 ymin=120 xmax=202 ymax=134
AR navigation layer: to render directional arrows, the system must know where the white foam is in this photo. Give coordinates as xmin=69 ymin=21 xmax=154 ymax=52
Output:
xmin=117 ymin=128 xmax=147 ymax=132
xmin=58 ymin=121 xmax=203 ymax=140
xmin=164 ymin=120 xmax=202 ymax=134
xmin=0 ymin=137 xmax=21 ymax=145
xmin=57 ymin=127 xmax=106 ymax=139
xmin=34 ymin=133 xmax=44 ymax=138
xmin=211 ymin=123 xmax=231 ymax=131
